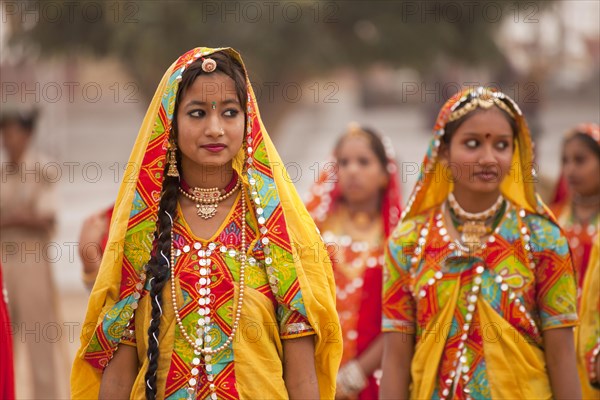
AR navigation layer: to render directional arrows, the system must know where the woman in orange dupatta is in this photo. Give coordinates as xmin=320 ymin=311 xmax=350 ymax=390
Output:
xmin=380 ymin=87 xmax=581 ymax=399
xmin=306 ymin=123 xmax=401 ymax=399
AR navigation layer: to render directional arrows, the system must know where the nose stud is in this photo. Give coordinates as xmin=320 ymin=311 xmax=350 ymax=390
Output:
xmin=219 ymin=128 xmax=225 ymax=137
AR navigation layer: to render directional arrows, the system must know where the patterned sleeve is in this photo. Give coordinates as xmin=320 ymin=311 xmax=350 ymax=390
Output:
xmin=253 ymin=231 xmax=315 ymax=340
xmin=382 ymin=218 xmax=422 ymax=334
xmin=248 ymin=211 xmax=315 ymax=340
xmin=278 ymin=305 xmax=315 ymax=339
xmin=119 ymin=316 xmax=137 ymax=347
xmin=528 ymin=215 xmax=578 ymax=330
xmin=82 ymin=229 xmax=150 ymax=369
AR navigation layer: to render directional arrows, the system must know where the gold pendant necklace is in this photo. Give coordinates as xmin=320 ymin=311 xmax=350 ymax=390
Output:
xmin=448 ymin=193 xmax=503 ymax=247
xmin=179 ymin=179 xmax=241 ymax=220
xmin=196 ymin=203 xmax=218 ymax=219
xmin=460 ymin=220 xmax=489 ymax=247
xmin=192 ymin=188 xmax=221 ymax=219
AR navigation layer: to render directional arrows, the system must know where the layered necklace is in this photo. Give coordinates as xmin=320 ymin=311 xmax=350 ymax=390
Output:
xmin=170 ymin=184 xmax=247 ymax=400
xmin=447 ymin=192 xmax=505 ymax=248
xmin=179 ymin=173 xmax=241 ymax=219
xmin=571 ymin=193 xmax=600 ymax=230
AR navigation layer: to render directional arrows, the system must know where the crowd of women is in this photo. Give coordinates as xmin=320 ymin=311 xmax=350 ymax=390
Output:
xmin=1 ymin=46 xmax=598 ymax=399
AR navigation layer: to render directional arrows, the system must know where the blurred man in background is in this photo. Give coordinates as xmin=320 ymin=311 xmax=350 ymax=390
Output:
xmin=0 ymin=105 xmax=62 ymax=398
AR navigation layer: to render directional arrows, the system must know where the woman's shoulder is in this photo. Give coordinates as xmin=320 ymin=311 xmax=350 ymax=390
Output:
xmin=389 ymin=210 xmax=433 ymax=244
xmin=520 ymin=208 xmax=561 ymax=232
xmin=519 ymin=208 xmax=569 ymax=253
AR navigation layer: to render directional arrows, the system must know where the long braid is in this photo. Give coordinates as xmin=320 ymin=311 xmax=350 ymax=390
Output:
xmin=144 ymin=164 xmax=179 ymax=400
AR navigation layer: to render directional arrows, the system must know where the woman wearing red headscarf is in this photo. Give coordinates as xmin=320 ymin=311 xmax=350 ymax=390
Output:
xmin=551 ymin=123 xmax=600 ymax=398
xmin=307 ymin=123 xmax=402 ymax=399
xmin=551 ymin=123 xmax=599 ymax=293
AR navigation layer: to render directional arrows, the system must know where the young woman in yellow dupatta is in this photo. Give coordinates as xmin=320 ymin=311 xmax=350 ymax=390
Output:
xmin=380 ymin=87 xmax=581 ymax=399
xmin=71 ymin=47 xmax=342 ymax=400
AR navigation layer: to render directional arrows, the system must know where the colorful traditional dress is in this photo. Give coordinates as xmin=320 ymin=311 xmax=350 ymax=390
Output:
xmin=306 ymin=135 xmax=401 ymax=399
xmin=382 ymin=87 xmax=579 ymax=399
xmin=552 ymin=139 xmax=599 ymax=292
xmin=553 ymin=202 xmax=599 ymax=290
xmin=71 ymin=47 xmax=342 ymax=399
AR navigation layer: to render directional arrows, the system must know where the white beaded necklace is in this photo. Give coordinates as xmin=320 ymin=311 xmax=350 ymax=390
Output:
xmin=169 ymin=190 xmax=246 ymax=355
xmin=448 ymin=192 xmax=504 ymax=221
xmin=168 ymin=189 xmax=247 ymax=400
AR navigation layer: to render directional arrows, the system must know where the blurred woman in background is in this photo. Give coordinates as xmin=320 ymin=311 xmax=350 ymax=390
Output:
xmin=307 ymin=123 xmax=401 ymax=399
xmin=551 ymin=123 xmax=600 ymax=398
xmin=551 ymin=123 xmax=599 ymax=294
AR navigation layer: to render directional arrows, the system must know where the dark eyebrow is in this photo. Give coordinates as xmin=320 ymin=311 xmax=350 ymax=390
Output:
xmin=184 ymin=98 xmax=240 ymax=108
xmin=462 ymin=132 xmax=512 ymax=139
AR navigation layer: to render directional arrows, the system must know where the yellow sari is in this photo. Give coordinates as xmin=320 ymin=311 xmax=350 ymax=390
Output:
xmin=577 ymin=241 xmax=600 ymax=399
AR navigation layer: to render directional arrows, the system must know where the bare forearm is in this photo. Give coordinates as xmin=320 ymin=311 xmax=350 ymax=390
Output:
xmin=356 ymin=334 xmax=384 ymax=376
xmin=380 ymin=332 xmax=413 ymax=400
xmin=544 ymin=328 xmax=582 ymax=399
xmin=3 ymin=214 xmax=54 ymax=233
xmin=99 ymin=345 xmax=138 ymax=399
xmin=283 ymin=335 xmax=320 ymax=399
xmin=80 ymin=248 xmax=102 ymax=274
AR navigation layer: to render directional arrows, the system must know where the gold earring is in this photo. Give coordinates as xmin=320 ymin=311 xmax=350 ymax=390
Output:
xmin=167 ymin=140 xmax=179 ymax=178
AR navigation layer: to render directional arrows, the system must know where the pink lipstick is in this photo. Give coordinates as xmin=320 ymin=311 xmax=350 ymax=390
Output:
xmin=201 ymin=143 xmax=226 ymax=153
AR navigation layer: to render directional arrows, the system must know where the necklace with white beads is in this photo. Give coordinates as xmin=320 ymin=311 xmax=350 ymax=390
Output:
xmin=170 ymin=189 xmax=247 ymax=400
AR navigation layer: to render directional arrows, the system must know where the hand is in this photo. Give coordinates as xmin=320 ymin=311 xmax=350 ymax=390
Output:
xmin=79 ymin=211 xmax=108 ymax=275
xmin=1 ymin=210 xmax=54 ymax=233
xmin=79 ymin=212 xmax=108 ymax=246
xmin=1 ymin=210 xmax=30 ymax=228
xmin=336 ymin=360 xmax=366 ymax=399
xmin=335 ymin=378 xmax=352 ymax=400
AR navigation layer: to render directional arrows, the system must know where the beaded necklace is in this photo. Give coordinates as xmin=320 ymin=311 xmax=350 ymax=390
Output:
xmin=169 ymin=189 xmax=247 ymax=400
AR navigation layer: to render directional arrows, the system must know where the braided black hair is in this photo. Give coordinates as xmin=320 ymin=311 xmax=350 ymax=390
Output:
xmin=143 ymin=50 xmax=247 ymax=399
xmin=143 ymin=166 xmax=178 ymax=400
